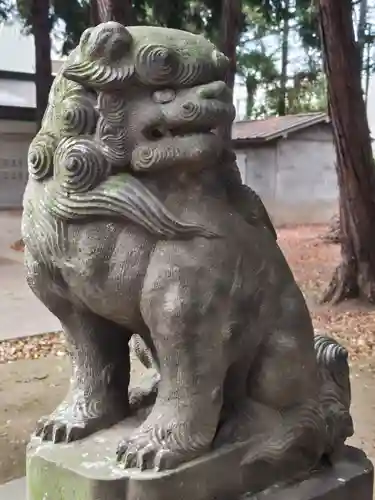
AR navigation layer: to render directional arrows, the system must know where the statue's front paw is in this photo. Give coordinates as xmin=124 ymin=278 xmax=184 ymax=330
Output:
xmin=35 ymin=397 xmax=128 ymax=443
xmin=35 ymin=413 xmax=94 ymax=443
xmin=117 ymin=433 xmax=185 ymax=471
xmin=116 ymin=411 xmax=212 ymax=471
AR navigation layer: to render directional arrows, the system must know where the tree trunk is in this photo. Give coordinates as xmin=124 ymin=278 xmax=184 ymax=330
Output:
xmin=90 ymin=0 xmax=100 ymax=25
xmin=245 ymin=75 xmax=257 ymax=118
xmin=277 ymin=0 xmax=289 ymax=116
xmin=318 ymin=0 xmax=375 ymax=304
xmin=364 ymin=36 xmax=371 ymax=103
xmin=218 ymin=0 xmax=243 ymax=142
xmin=357 ymin=0 xmax=368 ymax=72
xmin=95 ymin=0 xmax=134 ymax=25
xmin=30 ymin=0 xmax=52 ymax=129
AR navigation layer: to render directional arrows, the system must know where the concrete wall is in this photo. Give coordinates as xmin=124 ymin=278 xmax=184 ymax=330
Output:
xmin=235 ymin=123 xmax=338 ymax=226
xmin=0 ymin=120 xmax=36 ymax=208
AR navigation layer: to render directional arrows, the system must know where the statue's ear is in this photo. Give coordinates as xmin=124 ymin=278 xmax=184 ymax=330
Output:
xmin=63 ymin=23 xmax=134 ymax=90
xmin=211 ymin=49 xmax=230 ymax=79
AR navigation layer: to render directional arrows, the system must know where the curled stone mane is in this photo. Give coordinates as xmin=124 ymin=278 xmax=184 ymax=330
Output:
xmin=63 ymin=23 xmax=229 ymax=90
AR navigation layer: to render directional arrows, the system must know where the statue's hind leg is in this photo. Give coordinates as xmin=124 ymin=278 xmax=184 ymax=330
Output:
xmin=117 ymin=244 xmax=235 ymax=471
xmin=25 ymin=251 xmax=131 ymax=443
xmin=240 ymin=323 xmax=328 ymax=487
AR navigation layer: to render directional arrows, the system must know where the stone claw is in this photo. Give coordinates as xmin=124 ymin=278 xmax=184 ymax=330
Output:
xmin=117 ymin=421 xmax=201 ymax=471
xmin=117 ymin=435 xmax=185 ymax=471
xmin=154 ymin=448 xmax=178 ymax=471
xmin=52 ymin=422 xmax=67 ymax=443
xmin=136 ymin=443 xmax=156 ymax=471
xmin=34 ymin=416 xmax=90 ymax=443
xmin=34 ymin=398 xmax=128 ymax=444
xmin=117 ymin=437 xmax=144 ymax=469
xmin=116 ymin=439 xmax=130 ymax=463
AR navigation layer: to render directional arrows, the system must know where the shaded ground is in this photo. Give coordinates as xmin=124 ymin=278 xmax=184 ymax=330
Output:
xmin=0 ymin=224 xmax=375 ymax=484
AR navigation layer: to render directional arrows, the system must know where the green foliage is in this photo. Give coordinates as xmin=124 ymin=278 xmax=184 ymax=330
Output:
xmin=236 ymin=0 xmax=328 ymax=118
xmin=237 ymin=45 xmax=279 ymax=116
xmin=295 ymin=0 xmax=320 ymax=50
xmin=287 ymin=73 xmax=327 ymax=113
xmin=50 ymin=0 xmax=228 ymax=55
xmin=52 ymin=0 xmax=90 ymax=54
xmin=3 ymin=0 xmax=372 ymax=119
xmin=0 ymin=0 xmax=13 ymax=19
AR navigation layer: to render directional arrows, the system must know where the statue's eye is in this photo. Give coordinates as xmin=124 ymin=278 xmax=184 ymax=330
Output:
xmin=152 ymin=89 xmax=176 ymax=104
xmin=143 ymin=125 xmax=169 ymax=141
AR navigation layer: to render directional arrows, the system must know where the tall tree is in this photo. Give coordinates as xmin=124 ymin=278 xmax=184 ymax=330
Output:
xmin=237 ymin=47 xmax=279 ymax=118
xmin=277 ymin=0 xmax=290 ymax=115
xmin=90 ymin=0 xmax=100 ymax=25
xmin=357 ymin=0 xmax=368 ymax=72
xmin=94 ymin=0 xmax=134 ymax=24
xmin=220 ymin=0 xmax=243 ymax=93
xmin=318 ymin=0 xmax=375 ymax=303
xmin=219 ymin=0 xmax=243 ymax=141
xmin=17 ymin=0 xmax=53 ymax=128
xmin=32 ymin=0 xmax=52 ymax=128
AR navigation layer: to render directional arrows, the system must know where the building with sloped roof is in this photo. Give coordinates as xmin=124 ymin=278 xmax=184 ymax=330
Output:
xmin=232 ymin=112 xmax=338 ymax=225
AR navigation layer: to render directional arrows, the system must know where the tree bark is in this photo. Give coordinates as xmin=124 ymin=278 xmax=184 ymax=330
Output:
xmin=318 ymin=0 xmax=375 ymax=304
xmin=218 ymin=0 xmax=243 ymax=142
xmin=90 ymin=0 xmax=100 ymax=25
xmin=277 ymin=0 xmax=290 ymax=116
xmin=245 ymin=75 xmax=257 ymax=118
xmin=95 ymin=0 xmax=134 ymax=25
xmin=357 ymin=0 xmax=368 ymax=71
xmin=30 ymin=0 xmax=52 ymax=130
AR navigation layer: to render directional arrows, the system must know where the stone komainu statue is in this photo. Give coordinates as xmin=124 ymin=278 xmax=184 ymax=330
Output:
xmin=22 ymin=22 xmax=353 ymax=486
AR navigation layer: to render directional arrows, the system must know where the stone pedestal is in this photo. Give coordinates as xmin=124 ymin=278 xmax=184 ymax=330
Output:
xmin=26 ymin=413 xmax=373 ymax=500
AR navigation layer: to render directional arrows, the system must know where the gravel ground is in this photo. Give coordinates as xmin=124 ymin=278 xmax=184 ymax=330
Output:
xmin=0 ymin=225 xmax=375 ymax=485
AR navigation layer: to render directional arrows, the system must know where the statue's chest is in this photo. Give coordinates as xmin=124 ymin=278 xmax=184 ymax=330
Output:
xmin=24 ymin=209 xmax=154 ymax=327
xmin=58 ymin=223 xmax=153 ymax=327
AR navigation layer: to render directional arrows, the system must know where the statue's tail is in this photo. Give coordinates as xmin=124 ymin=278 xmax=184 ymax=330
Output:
xmin=241 ymin=334 xmax=353 ymax=486
xmin=314 ymin=334 xmax=354 ymax=457
xmin=130 ymin=334 xmax=156 ymax=370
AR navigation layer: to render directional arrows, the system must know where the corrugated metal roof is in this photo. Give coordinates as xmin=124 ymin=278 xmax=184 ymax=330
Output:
xmin=232 ymin=112 xmax=329 ymax=143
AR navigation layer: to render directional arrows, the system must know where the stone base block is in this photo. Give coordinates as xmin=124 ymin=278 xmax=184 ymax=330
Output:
xmin=26 ymin=415 xmax=373 ymax=500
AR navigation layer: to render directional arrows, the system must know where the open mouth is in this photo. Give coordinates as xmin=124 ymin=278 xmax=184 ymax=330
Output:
xmin=143 ymin=125 xmax=214 ymax=141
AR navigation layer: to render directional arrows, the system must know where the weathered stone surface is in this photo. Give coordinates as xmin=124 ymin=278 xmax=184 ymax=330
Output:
xmin=27 ymin=411 xmax=255 ymax=500
xmin=23 ymin=21 xmax=356 ymax=500
xmin=250 ymin=447 xmax=373 ymax=500
xmin=27 ymin=436 xmax=373 ymax=500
